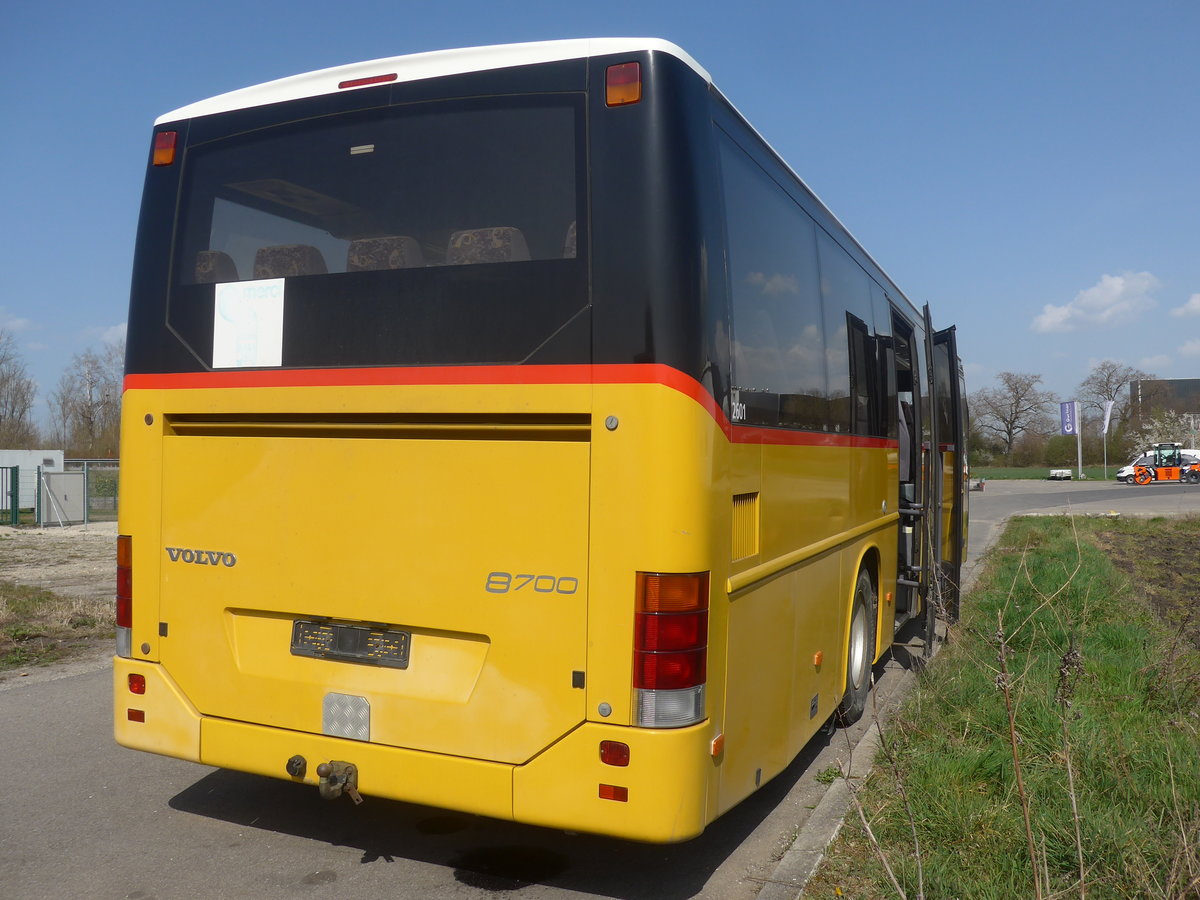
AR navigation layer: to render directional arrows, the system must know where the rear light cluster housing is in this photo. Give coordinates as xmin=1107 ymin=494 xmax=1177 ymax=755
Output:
xmin=116 ymin=534 xmax=132 ymax=658
xmin=634 ymin=572 xmax=708 ymax=727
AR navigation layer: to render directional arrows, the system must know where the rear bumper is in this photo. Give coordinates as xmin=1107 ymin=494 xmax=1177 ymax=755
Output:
xmin=114 ymin=657 xmax=713 ymax=842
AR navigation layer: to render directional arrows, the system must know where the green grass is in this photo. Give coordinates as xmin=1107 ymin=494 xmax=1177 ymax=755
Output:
xmin=807 ymin=516 xmax=1200 ymax=899
xmin=0 ymin=580 xmax=114 ymax=670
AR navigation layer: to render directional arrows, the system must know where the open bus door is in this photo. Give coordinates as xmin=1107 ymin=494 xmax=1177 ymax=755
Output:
xmin=931 ymin=318 xmax=966 ymax=625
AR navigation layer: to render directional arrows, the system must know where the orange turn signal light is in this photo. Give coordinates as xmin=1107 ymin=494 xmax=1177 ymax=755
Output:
xmin=606 ymin=62 xmax=641 ymax=107
xmin=711 ymin=733 xmax=725 ymax=758
xmin=637 ymin=572 xmax=709 ymax=613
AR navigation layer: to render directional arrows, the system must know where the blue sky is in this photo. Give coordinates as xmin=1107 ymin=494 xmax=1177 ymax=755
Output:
xmin=3 ymin=0 xmax=1198 ymax=423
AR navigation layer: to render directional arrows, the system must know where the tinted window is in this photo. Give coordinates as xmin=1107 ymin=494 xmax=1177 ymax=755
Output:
xmin=718 ymin=134 xmax=826 ymax=430
xmin=816 ymin=231 xmax=879 ymax=435
xmin=167 ymin=95 xmax=586 ymax=369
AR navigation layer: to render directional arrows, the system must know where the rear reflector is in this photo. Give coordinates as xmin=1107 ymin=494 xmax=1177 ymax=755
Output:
xmin=605 ymin=62 xmax=641 ymax=107
xmin=128 ymin=674 xmax=146 ymax=695
xmin=598 ymin=784 xmax=629 ymax=802
xmin=127 ymin=709 xmax=145 ymax=723
xmin=152 ymin=131 xmax=177 ymax=167
xmin=599 ymin=741 xmax=630 ymax=767
xmin=339 ymin=72 xmax=397 ymax=89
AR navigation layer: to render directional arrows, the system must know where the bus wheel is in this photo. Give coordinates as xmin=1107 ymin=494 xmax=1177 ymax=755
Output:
xmin=836 ymin=569 xmax=877 ymax=727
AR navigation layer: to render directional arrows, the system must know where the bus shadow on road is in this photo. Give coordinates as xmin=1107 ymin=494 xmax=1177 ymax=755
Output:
xmin=167 ymin=724 xmax=841 ymax=899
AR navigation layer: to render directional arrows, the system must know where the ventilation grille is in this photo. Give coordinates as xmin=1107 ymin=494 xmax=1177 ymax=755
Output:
xmin=164 ymin=412 xmax=591 ymax=441
xmin=732 ymin=492 xmax=760 ymax=561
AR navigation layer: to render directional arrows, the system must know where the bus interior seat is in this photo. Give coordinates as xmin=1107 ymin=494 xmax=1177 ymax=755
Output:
xmin=253 ymin=244 xmax=329 ymax=279
xmin=195 ymin=250 xmax=239 ymax=284
xmin=346 ymin=235 xmax=425 ymax=271
xmin=563 ymin=221 xmax=576 ymax=258
xmin=446 ymin=227 xmax=530 ymax=266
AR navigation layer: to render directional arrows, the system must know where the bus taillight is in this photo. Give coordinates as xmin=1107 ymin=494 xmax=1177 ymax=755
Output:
xmin=116 ymin=534 xmax=132 ymax=658
xmin=634 ymin=572 xmax=708 ymax=727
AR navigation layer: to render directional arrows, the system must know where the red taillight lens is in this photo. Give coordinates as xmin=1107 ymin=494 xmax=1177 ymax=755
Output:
xmin=634 ymin=572 xmax=708 ymax=690
xmin=635 ymin=647 xmax=707 ymax=690
xmin=128 ymin=673 xmax=146 ymax=695
xmin=635 ymin=610 xmax=708 ymax=650
xmin=152 ymin=131 xmax=177 ymax=167
xmin=605 ymin=62 xmax=642 ymax=107
xmin=116 ymin=535 xmax=132 ymax=629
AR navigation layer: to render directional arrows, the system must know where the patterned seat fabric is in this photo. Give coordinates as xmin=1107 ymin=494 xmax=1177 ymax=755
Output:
xmin=346 ymin=235 xmax=425 ymax=271
xmin=195 ymin=251 xmax=239 ymax=284
xmin=563 ymin=221 xmax=576 ymax=259
xmin=446 ymin=227 xmax=531 ymax=266
xmin=253 ymin=244 xmax=329 ymax=279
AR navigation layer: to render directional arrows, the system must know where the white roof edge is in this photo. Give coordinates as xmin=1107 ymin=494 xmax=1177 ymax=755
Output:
xmin=156 ymin=38 xmax=710 ymax=124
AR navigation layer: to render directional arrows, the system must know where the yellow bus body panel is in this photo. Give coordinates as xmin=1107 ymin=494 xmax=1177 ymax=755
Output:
xmin=514 ymin=722 xmax=712 ymax=842
xmin=118 ymin=372 xmax=902 ymax=840
xmin=200 ymin=716 xmax=515 ymax=822
xmin=113 ymin=657 xmax=202 ymax=760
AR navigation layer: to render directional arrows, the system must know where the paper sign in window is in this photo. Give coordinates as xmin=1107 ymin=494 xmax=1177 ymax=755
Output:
xmin=213 ymin=279 xmax=285 ymax=368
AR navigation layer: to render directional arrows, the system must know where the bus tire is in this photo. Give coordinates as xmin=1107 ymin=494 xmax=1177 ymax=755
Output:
xmin=836 ymin=569 xmax=877 ymax=727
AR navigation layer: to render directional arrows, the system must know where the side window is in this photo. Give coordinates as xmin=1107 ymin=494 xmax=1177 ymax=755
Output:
xmin=816 ymin=230 xmax=878 ymax=435
xmin=718 ymin=133 xmax=826 ymax=430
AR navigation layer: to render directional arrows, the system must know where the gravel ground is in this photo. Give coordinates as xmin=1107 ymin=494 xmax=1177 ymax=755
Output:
xmin=0 ymin=521 xmax=118 ymax=604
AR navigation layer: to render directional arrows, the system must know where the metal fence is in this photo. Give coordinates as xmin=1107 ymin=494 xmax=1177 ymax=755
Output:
xmin=1 ymin=459 xmax=119 ymax=527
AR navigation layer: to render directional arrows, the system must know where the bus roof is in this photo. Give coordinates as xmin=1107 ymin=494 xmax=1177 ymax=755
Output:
xmin=156 ymin=38 xmax=710 ymax=124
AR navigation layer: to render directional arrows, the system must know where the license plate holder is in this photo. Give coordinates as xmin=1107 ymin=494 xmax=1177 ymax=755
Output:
xmin=290 ymin=620 xmax=410 ymax=669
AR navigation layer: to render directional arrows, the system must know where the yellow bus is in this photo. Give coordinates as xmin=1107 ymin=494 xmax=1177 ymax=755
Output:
xmin=115 ymin=38 xmax=966 ymax=843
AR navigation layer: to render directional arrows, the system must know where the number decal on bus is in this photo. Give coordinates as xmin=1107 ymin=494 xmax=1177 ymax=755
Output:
xmin=485 ymin=572 xmax=580 ymax=595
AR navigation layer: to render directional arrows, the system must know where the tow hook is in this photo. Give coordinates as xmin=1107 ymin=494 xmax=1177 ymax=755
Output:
xmin=316 ymin=760 xmax=364 ymax=805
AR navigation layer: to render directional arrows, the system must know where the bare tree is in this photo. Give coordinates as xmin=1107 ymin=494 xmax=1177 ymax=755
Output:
xmin=0 ymin=328 xmax=39 ymax=448
xmin=971 ymin=372 xmax=1057 ymax=462
xmin=1076 ymin=360 xmax=1153 ymax=431
xmin=49 ymin=340 xmax=124 ymax=457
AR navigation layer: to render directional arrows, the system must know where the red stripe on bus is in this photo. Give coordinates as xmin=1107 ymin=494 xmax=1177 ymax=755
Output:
xmin=731 ymin=426 xmax=896 ymax=450
xmin=122 ymin=364 xmax=894 ymax=448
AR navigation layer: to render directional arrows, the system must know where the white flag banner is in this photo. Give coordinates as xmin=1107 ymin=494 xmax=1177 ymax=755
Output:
xmin=1101 ymin=400 xmax=1115 ymax=436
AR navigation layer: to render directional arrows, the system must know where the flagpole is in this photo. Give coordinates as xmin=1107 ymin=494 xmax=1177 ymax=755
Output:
xmin=1075 ymin=400 xmax=1083 ymax=479
xmin=1101 ymin=400 xmax=1115 ymax=481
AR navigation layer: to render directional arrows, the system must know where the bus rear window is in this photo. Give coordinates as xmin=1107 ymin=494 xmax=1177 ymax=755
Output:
xmin=167 ymin=94 xmax=587 ymax=369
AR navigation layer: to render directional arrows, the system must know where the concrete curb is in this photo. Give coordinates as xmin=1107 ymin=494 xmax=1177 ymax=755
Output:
xmin=755 ymin=718 xmax=887 ymax=899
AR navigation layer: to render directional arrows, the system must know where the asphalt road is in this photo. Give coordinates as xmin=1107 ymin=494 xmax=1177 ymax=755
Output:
xmin=2 ymin=477 xmax=1197 ymax=900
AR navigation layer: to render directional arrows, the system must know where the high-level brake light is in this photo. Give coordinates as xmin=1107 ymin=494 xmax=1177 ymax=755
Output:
xmin=634 ymin=572 xmax=708 ymax=727
xmin=116 ymin=534 xmax=132 ymax=658
xmin=605 ymin=62 xmax=641 ymax=107
xmin=338 ymin=72 xmax=397 ymax=90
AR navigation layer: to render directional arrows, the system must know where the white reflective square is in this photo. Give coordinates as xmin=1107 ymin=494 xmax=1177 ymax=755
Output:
xmin=323 ymin=693 xmax=370 ymax=741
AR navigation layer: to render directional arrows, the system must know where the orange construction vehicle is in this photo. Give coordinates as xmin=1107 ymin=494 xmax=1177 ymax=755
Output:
xmin=1131 ymin=443 xmax=1200 ymax=484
